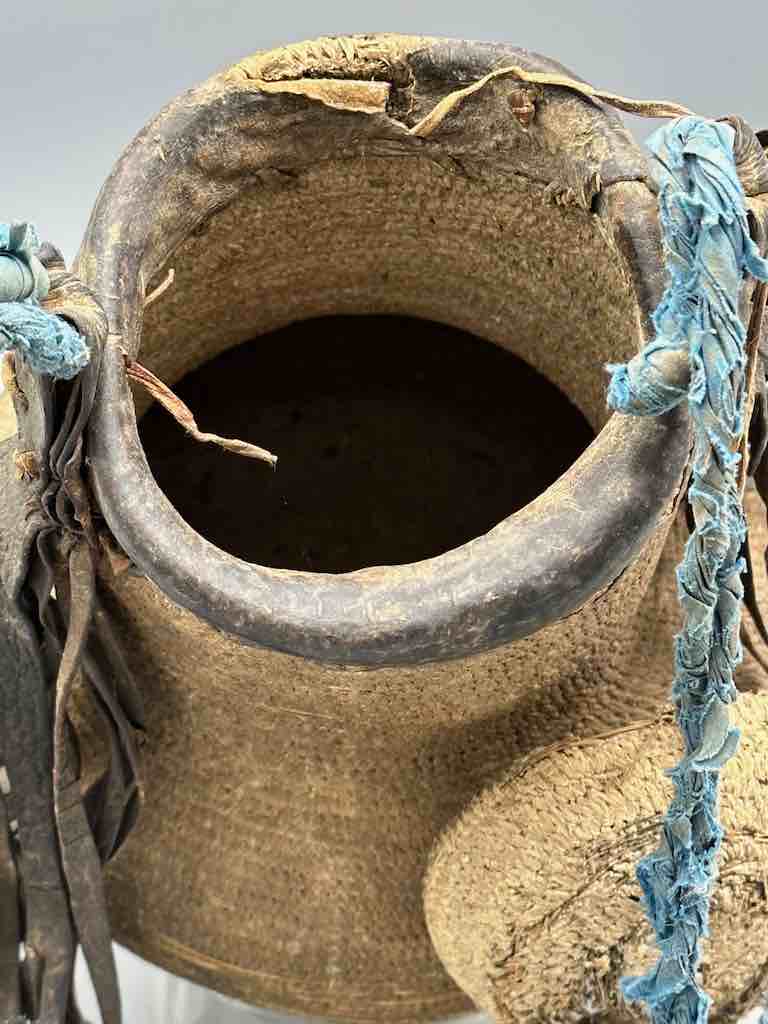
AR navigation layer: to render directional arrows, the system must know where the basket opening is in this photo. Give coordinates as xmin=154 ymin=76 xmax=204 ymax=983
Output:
xmin=131 ymin=152 xmax=640 ymax=573
xmin=138 ymin=313 xmax=594 ymax=573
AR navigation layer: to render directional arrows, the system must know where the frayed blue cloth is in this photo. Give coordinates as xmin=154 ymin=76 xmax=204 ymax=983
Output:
xmin=0 ymin=221 xmax=89 ymax=380
xmin=606 ymin=117 xmax=768 ymax=1024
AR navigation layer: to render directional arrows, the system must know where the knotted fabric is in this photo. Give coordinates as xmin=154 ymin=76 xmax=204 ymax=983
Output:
xmin=0 ymin=222 xmax=89 ymax=380
xmin=607 ymin=117 xmax=768 ymax=1024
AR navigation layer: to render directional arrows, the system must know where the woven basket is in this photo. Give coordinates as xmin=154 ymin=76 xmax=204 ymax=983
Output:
xmin=4 ymin=32 xmax=767 ymax=1024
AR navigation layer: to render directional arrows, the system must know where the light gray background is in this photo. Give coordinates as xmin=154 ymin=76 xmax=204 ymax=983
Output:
xmin=6 ymin=0 xmax=767 ymax=264
xmin=5 ymin=1 xmax=767 ymax=1021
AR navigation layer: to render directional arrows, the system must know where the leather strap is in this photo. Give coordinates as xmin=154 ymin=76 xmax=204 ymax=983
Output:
xmin=0 ymin=249 xmax=144 ymax=1024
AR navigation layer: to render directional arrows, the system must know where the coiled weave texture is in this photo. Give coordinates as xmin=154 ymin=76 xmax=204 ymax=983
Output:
xmin=607 ymin=117 xmax=768 ymax=1024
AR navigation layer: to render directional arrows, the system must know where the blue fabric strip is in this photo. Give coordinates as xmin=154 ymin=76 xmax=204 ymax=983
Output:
xmin=606 ymin=117 xmax=768 ymax=1024
xmin=0 ymin=222 xmax=89 ymax=380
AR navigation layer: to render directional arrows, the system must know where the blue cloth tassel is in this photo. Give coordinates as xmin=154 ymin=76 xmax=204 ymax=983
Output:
xmin=606 ymin=117 xmax=768 ymax=1024
xmin=0 ymin=221 xmax=89 ymax=380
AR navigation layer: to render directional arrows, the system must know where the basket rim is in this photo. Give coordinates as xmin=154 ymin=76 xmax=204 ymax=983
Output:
xmin=75 ymin=33 xmax=691 ymax=666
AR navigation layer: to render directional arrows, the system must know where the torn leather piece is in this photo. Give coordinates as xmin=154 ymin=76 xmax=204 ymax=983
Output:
xmin=79 ymin=619 xmax=144 ymax=864
xmin=0 ymin=250 xmax=143 ymax=1024
xmin=0 ymin=763 xmax=21 ymax=1022
xmin=52 ymin=540 xmax=120 ymax=1024
xmin=0 ymin=527 xmax=77 ymax=1023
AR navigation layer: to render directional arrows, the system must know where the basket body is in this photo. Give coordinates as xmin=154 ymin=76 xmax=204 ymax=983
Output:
xmin=14 ymin=32 xmax=768 ymax=1024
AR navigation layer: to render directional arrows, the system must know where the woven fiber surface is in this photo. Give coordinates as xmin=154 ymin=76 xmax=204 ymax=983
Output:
xmin=424 ymin=488 xmax=768 ymax=1024
xmin=66 ymin=32 xmax=705 ymax=1024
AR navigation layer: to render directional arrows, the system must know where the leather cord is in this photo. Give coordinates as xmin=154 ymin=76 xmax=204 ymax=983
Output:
xmin=0 ymin=248 xmax=144 ymax=1024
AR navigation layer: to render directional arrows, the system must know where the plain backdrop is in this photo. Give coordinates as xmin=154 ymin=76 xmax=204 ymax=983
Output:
xmin=5 ymin=0 xmax=767 ymax=266
xmin=4 ymin=1 xmax=767 ymax=1021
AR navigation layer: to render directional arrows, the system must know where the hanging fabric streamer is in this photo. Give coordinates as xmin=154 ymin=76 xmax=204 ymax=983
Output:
xmin=606 ymin=116 xmax=768 ymax=1024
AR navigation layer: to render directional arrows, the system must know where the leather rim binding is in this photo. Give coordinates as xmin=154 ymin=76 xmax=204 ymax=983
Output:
xmin=74 ymin=35 xmax=691 ymax=667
